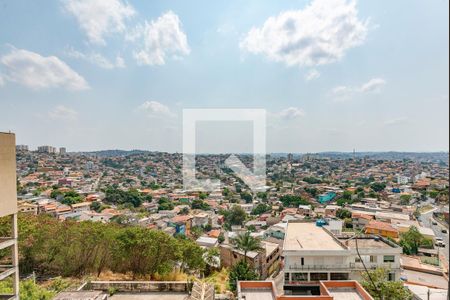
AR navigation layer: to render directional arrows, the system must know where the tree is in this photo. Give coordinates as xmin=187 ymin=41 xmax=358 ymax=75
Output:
xmin=191 ymin=199 xmax=210 ymax=210
xmin=223 ymin=205 xmax=247 ymax=226
xmin=232 ymin=231 xmax=262 ymax=263
xmin=104 ymin=187 xmax=147 ymax=207
xmin=0 ymin=279 xmax=55 ymax=300
xmin=361 ymin=268 xmax=412 ymax=300
xmin=176 ymin=238 xmax=205 ymax=273
xmin=428 ymin=190 xmax=439 ymax=199
xmin=342 ymin=190 xmax=353 ymax=200
xmin=60 ymin=190 xmax=83 ymax=205
xmin=251 ymin=203 xmax=271 ymax=215
xmin=305 ymin=187 xmax=318 ymax=197
xmin=256 ymin=192 xmax=268 ymax=201
xmin=336 ymin=208 xmax=352 ymax=219
xmin=240 ymin=192 xmax=253 ymax=203
xmin=158 ymin=197 xmax=174 ymax=211
xmin=399 ymin=226 xmax=432 ymax=255
xmin=112 ymin=227 xmax=178 ymax=279
xmin=302 ymin=177 xmax=322 ymax=184
xmin=90 ymin=201 xmax=102 ymax=212
xmin=279 ymin=195 xmax=309 ymax=207
xmin=399 ymin=194 xmax=412 ymax=205
xmin=228 ymin=260 xmax=258 ymax=291
xmin=370 ymin=182 xmax=386 ymax=192
xmin=204 ymin=247 xmax=219 ymax=276
xmin=180 ymin=207 xmax=190 ymax=215
xmin=222 ymin=187 xmax=230 ymax=197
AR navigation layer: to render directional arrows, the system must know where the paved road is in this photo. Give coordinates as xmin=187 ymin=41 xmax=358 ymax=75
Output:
xmin=419 ymin=206 xmax=449 ymax=264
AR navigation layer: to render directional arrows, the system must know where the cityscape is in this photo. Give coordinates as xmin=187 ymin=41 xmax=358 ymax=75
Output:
xmin=0 ymin=0 xmax=449 ymax=300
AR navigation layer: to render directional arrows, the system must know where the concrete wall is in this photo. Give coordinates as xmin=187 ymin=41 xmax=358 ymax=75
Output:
xmin=85 ymin=281 xmax=189 ymax=293
xmin=0 ymin=133 xmax=17 ymax=218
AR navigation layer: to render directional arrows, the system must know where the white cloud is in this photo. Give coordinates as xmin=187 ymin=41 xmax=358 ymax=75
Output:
xmin=332 ymin=77 xmax=386 ymax=101
xmin=240 ymin=0 xmax=368 ymax=67
xmin=305 ymin=69 xmax=320 ymax=81
xmin=0 ymin=48 xmax=89 ymax=90
xmin=138 ymin=101 xmax=175 ymax=117
xmin=128 ymin=11 xmax=190 ymax=66
xmin=65 ymin=48 xmax=125 ymax=69
xmin=277 ymin=107 xmax=305 ymax=120
xmin=62 ymin=0 xmax=135 ymax=45
xmin=48 ymin=105 xmax=79 ymax=121
xmin=384 ymin=117 xmax=408 ymax=126
xmin=360 ymin=78 xmax=386 ymax=93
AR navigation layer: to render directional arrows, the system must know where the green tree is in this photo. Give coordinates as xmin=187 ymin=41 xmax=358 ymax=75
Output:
xmin=256 ymin=192 xmax=268 ymax=201
xmin=222 ymin=205 xmax=247 ymax=226
xmin=104 ymin=187 xmax=147 ymax=208
xmin=228 ymin=260 xmax=258 ymax=291
xmin=60 ymin=190 xmax=83 ymax=205
xmin=251 ymin=203 xmax=271 ymax=215
xmin=90 ymin=201 xmax=102 ymax=212
xmin=279 ymin=195 xmax=309 ymax=207
xmin=400 ymin=194 xmax=412 ymax=205
xmin=112 ymin=227 xmax=178 ymax=279
xmin=428 ymin=190 xmax=439 ymax=199
xmin=177 ymin=238 xmax=205 ymax=273
xmin=158 ymin=197 xmax=174 ymax=211
xmin=0 ymin=279 xmax=55 ymax=300
xmin=191 ymin=199 xmax=210 ymax=210
xmin=240 ymin=192 xmax=253 ymax=203
xmin=336 ymin=208 xmax=352 ymax=219
xmin=232 ymin=231 xmax=262 ymax=263
xmin=204 ymin=247 xmax=219 ymax=276
xmin=370 ymin=182 xmax=386 ymax=192
xmin=302 ymin=177 xmax=322 ymax=184
xmin=361 ymin=268 xmax=412 ymax=300
xmin=399 ymin=226 xmax=432 ymax=255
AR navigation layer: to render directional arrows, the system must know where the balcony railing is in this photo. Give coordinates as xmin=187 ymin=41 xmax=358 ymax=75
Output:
xmin=288 ymin=264 xmax=351 ymax=270
xmin=288 ymin=262 xmax=397 ymax=271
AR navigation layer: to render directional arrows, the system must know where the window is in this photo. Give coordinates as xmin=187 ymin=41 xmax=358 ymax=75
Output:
xmin=285 ymin=272 xmax=290 ymax=282
xmin=383 ymin=255 xmax=395 ymax=263
xmin=330 ymin=273 xmax=349 ymax=280
xmin=301 ymin=257 xmax=305 ymax=266
xmin=370 ymin=255 xmax=377 ymax=263
xmin=292 ymin=273 xmax=308 ymax=281
xmin=310 ymin=273 xmax=328 ymax=281
xmin=388 ymin=272 xmax=395 ymax=281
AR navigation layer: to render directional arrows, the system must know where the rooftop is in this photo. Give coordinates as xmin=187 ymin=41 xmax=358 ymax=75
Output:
xmin=237 ymin=281 xmax=374 ymax=300
xmin=283 ymin=222 xmax=345 ymax=251
xmin=342 ymin=238 xmax=395 ymax=249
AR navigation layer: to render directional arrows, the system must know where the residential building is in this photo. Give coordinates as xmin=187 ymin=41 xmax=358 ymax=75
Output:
xmin=364 ymin=220 xmax=399 ymax=239
xmin=283 ymin=221 xmax=401 ymax=290
xmin=220 ymin=240 xmax=281 ymax=279
xmin=37 ymin=145 xmax=57 ymax=153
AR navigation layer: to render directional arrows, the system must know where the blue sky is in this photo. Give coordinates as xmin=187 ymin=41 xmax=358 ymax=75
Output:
xmin=0 ymin=0 xmax=448 ymax=153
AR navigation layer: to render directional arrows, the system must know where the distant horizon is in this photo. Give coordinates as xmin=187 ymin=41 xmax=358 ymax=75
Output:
xmin=17 ymin=146 xmax=449 ymax=155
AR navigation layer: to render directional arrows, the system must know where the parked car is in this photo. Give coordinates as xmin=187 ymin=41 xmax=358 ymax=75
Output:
xmin=442 ymin=229 xmax=448 ymax=234
xmin=435 ymin=238 xmax=445 ymax=247
xmin=432 ymin=221 xmax=438 ymax=225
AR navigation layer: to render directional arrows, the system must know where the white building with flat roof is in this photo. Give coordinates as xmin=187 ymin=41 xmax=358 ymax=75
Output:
xmin=283 ymin=222 xmax=402 ymax=287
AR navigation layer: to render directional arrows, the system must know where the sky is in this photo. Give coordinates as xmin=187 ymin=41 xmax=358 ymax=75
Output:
xmin=0 ymin=0 xmax=448 ymax=153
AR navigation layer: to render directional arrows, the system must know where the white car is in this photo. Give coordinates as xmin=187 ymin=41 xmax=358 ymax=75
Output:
xmin=435 ymin=238 xmax=446 ymax=247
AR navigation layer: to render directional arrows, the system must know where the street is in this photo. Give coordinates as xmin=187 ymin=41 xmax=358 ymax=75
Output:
xmin=419 ymin=206 xmax=449 ymax=264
